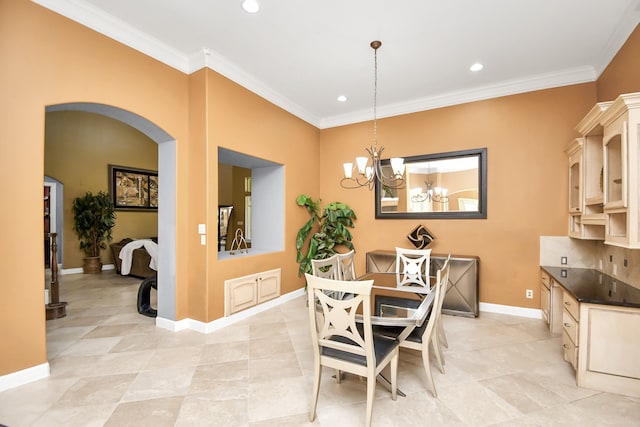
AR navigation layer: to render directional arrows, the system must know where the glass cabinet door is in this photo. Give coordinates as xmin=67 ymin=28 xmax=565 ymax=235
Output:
xmin=604 ymin=130 xmax=627 ymax=208
xmin=569 ymin=157 xmax=581 ymax=212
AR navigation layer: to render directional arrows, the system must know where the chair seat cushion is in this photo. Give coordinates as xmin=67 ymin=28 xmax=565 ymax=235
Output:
xmin=321 ymin=331 xmax=399 ymax=366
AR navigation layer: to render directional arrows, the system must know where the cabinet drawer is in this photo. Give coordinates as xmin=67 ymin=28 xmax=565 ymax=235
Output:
xmin=540 ymin=270 xmax=550 ymax=289
xmin=562 ymin=291 xmax=579 ymax=320
xmin=562 ymin=309 xmax=579 ymax=344
xmin=562 ymin=330 xmax=578 ymax=371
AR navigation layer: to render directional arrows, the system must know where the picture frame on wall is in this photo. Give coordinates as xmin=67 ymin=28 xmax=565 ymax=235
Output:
xmin=108 ymin=164 xmax=158 ymax=211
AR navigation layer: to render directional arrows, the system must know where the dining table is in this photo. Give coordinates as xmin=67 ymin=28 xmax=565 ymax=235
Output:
xmin=353 ymin=271 xmax=437 ymax=396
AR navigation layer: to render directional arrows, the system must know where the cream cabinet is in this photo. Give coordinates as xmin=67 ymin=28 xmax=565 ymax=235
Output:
xmin=561 ymin=291 xmax=579 ymax=371
xmin=539 ymin=269 xmax=563 ymax=334
xmin=599 ymin=93 xmax=640 ymax=248
xmin=577 ymin=304 xmax=640 ymax=398
xmin=224 ymin=268 xmax=281 ymax=316
xmin=565 ymin=101 xmax=610 ymax=240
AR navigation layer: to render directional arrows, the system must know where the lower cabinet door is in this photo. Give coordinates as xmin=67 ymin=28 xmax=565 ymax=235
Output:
xmin=225 ymin=276 xmax=257 ymax=316
xmin=257 ymin=269 xmax=281 ymax=303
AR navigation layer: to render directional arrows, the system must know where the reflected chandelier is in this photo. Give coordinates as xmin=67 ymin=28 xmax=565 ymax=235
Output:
xmin=340 ymin=41 xmax=405 ymax=190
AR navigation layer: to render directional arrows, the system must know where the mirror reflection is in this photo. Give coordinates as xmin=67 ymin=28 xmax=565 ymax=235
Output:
xmin=376 ymin=148 xmax=487 ymax=219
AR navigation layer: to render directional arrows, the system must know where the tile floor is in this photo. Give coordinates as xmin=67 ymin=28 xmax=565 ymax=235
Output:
xmin=1 ymin=271 xmax=639 ymax=426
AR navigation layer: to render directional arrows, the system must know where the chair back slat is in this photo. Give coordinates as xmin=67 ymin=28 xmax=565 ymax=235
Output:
xmin=311 ymin=255 xmax=340 ymax=279
xmin=395 ymin=247 xmax=432 ymax=287
xmin=337 ymin=249 xmax=356 ymax=281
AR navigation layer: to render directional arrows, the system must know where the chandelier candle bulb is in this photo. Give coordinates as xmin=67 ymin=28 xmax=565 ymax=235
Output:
xmin=343 ymin=163 xmax=353 ymax=179
xmin=356 ymin=156 xmax=368 ymax=173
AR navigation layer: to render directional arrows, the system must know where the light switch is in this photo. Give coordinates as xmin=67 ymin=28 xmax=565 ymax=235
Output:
xmin=198 ymin=224 xmax=206 ymax=234
xmin=200 ymin=235 xmax=206 ymax=245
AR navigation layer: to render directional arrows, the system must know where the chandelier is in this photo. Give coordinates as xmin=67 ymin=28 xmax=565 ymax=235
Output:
xmin=411 ymin=181 xmax=449 ymax=204
xmin=340 ymin=41 xmax=405 ymax=190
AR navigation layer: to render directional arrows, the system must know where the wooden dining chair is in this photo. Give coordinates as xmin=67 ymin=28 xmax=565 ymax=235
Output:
xmin=311 ymin=254 xmax=340 ymax=279
xmin=336 ymin=249 xmax=356 ymax=281
xmin=311 ymin=254 xmax=343 ymax=298
xmin=305 ymin=273 xmax=400 ymax=427
xmin=435 ymin=255 xmax=452 ymax=355
xmin=374 ymin=256 xmax=450 ymax=397
xmin=395 ymin=247 xmax=432 ymax=288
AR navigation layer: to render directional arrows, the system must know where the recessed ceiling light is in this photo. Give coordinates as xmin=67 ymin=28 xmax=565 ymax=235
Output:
xmin=337 ymin=95 xmax=347 ymax=102
xmin=470 ymin=62 xmax=484 ymax=72
xmin=241 ymin=0 xmax=260 ymax=13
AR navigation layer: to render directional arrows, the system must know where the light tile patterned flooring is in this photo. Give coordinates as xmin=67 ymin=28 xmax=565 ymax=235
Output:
xmin=1 ymin=271 xmax=639 ymax=426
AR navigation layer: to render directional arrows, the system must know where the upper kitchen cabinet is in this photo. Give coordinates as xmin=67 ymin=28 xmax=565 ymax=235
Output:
xmin=600 ymin=93 xmax=640 ymax=248
xmin=565 ymin=102 xmax=611 ymax=240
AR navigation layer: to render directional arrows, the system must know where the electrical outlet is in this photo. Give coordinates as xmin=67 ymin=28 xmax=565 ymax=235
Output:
xmin=624 ymin=259 xmax=628 ymax=267
xmin=613 ymin=264 xmax=618 ymax=276
xmin=560 ymin=256 xmax=567 ymax=265
xmin=525 ymin=289 xmax=533 ymax=299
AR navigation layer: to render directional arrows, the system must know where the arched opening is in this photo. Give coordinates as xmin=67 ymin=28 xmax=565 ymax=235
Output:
xmin=45 ymin=102 xmax=177 ymax=321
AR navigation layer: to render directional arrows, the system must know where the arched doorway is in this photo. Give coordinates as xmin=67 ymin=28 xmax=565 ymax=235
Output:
xmin=46 ymin=102 xmax=177 ymax=321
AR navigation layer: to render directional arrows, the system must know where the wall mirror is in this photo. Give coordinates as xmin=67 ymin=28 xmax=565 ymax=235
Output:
xmin=375 ymin=148 xmax=487 ymax=219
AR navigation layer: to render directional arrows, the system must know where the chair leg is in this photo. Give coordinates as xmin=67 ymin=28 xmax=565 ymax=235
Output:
xmin=431 ymin=333 xmax=445 ymax=374
xmin=335 ymin=369 xmax=342 ymax=383
xmin=422 ymin=342 xmax=438 ymax=398
xmin=365 ymin=374 xmax=376 ymax=427
xmin=390 ymin=350 xmax=398 ymax=401
xmin=310 ymin=364 xmax=322 ymax=422
xmin=438 ymin=317 xmax=448 ymax=348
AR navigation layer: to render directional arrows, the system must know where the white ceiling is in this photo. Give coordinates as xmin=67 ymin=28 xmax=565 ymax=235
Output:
xmin=35 ymin=0 xmax=640 ymax=129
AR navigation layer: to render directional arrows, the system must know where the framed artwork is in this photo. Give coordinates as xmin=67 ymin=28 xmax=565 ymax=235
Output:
xmin=108 ymin=165 xmax=158 ymax=211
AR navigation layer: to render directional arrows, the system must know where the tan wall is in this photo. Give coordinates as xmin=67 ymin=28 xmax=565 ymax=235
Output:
xmin=204 ymin=69 xmax=320 ymax=322
xmin=319 ymin=85 xmax=596 ymax=308
xmin=597 ymin=24 xmax=640 ymax=102
xmin=1 ymin=0 xmax=638 ymax=380
xmin=45 ymin=111 xmax=159 ymax=269
xmin=0 ymin=1 xmax=319 ymax=376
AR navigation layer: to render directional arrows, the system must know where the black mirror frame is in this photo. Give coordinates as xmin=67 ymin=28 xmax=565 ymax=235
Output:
xmin=375 ymin=147 xmax=487 ymax=219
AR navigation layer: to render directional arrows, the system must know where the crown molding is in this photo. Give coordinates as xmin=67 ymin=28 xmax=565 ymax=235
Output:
xmin=320 ymin=66 xmax=597 ymax=129
xmin=31 ymin=0 xmax=635 ymax=130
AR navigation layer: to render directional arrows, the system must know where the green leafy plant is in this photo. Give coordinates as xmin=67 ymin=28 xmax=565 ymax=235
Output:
xmin=72 ymin=191 xmax=116 ymax=258
xmin=295 ymin=194 xmax=357 ymax=277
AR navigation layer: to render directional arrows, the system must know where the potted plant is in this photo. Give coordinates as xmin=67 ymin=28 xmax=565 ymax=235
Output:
xmin=295 ymin=194 xmax=357 ymax=277
xmin=72 ymin=191 xmax=116 ymax=273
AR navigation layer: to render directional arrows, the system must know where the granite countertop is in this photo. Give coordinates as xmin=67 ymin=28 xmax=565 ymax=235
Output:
xmin=541 ymin=266 xmax=640 ymax=309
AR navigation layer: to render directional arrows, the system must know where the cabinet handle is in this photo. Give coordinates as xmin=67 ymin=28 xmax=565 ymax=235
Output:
xmin=563 ymin=344 xmax=570 ymax=349
xmin=564 ymin=301 xmax=571 ymax=306
xmin=564 ymin=322 xmax=571 ymax=327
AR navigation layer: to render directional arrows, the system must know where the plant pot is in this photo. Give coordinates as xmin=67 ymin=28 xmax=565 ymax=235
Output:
xmin=83 ymin=256 xmax=102 ymax=274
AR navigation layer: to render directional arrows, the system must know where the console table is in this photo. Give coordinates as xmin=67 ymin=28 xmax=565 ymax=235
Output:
xmin=365 ymin=250 xmax=479 ymax=317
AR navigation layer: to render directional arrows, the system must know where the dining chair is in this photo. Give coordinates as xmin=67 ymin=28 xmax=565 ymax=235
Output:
xmin=305 ymin=273 xmax=400 ymax=427
xmin=311 ymin=254 xmax=340 ymax=279
xmin=337 ymin=249 xmax=356 ymax=281
xmin=311 ymin=254 xmax=342 ymax=298
xmin=435 ymin=255 xmax=452 ymax=354
xmin=395 ymin=247 xmax=432 ymax=288
xmin=374 ymin=256 xmax=450 ymax=398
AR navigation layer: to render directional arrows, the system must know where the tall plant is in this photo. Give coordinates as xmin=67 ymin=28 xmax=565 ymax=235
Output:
xmin=72 ymin=191 xmax=116 ymax=258
xmin=295 ymin=194 xmax=357 ymax=277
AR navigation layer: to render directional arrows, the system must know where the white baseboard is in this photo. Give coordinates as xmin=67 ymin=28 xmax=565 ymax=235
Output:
xmin=479 ymin=302 xmax=543 ymax=319
xmin=156 ymin=288 xmax=307 ymax=333
xmin=60 ymin=264 xmax=115 ymax=275
xmin=0 ymin=363 xmax=50 ymax=392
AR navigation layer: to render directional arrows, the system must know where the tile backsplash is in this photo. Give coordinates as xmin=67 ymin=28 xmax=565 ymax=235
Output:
xmin=540 ymin=236 xmax=639 ymax=288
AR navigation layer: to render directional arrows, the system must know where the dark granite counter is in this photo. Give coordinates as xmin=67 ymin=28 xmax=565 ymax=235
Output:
xmin=541 ymin=266 xmax=640 ymax=309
